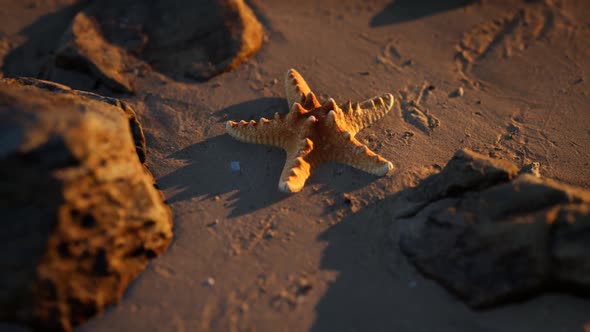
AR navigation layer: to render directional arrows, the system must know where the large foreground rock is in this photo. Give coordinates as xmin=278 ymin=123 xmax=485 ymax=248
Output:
xmin=49 ymin=0 xmax=264 ymax=91
xmin=397 ymin=149 xmax=590 ymax=307
xmin=0 ymin=78 xmax=173 ymax=331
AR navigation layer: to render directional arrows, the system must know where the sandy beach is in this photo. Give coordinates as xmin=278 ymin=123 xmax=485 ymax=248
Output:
xmin=1 ymin=0 xmax=589 ymax=331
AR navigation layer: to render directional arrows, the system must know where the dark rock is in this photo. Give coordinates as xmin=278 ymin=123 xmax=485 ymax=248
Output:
xmin=0 ymin=78 xmax=172 ymax=331
xmin=407 ymin=149 xmax=520 ymax=205
xmin=392 ymin=149 xmax=519 ymax=219
xmin=52 ymin=12 xmax=137 ymax=93
xmin=49 ymin=0 xmax=264 ymax=89
xmin=396 ymin=149 xmax=590 ymax=307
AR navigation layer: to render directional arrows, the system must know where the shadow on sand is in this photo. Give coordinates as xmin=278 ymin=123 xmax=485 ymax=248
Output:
xmin=370 ymin=0 xmax=477 ymax=27
xmin=157 ymin=137 xmax=382 ymax=218
xmin=310 ymin=189 xmax=441 ymax=332
xmin=311 ymin=164 xmax=590 ymax=332
xmin=155 ymin=96 xmax=289 ymax=218
xmin=310 ymin=186 xmax=491 ymax=332
xmin=2 ymin=1 xmax=87 ymax=78
xmin=214 ymin=97 xmax=287 ymax=123
xmin=156 ymin=134 xmax=291 ymax=218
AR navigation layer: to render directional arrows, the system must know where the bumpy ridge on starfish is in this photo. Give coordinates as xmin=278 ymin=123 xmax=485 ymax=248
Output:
xmin=303 ymin=92 xmax=321 ymax=109
xmin=226 ymin=117 xmax=286 ymax=148
xmin=341 ymin=137 xmax=394 ymax=176
xmin=285 ymin=68 xmax=311 ymax=106
xmin=226 ymin=68 xmax=395 ymax=193
xmin=341 ymin=93 xmax=395 ymax=134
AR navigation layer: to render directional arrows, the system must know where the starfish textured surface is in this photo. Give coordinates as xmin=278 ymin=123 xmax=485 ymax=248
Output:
xmin=226 ymin=68 xmax=395 ymax=193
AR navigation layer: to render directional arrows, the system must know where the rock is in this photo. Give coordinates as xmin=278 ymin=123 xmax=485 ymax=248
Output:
xmin=519 ymin=161 xmax=541 ymax=177
xmin=392 ymin=149 xmax=519 ymax=218
xmin=0 ymin=78 xmax=173 ymax=331
xmin=397 ymin=149 xmax=590 ymax=307
xmin=449 ymin=87 xmax=464 ymax=97
xmin=52 ymin=12 xmax=137 ymax=93
xmin=5 ymin=77 xmax=147 ymax=163
xmin=49 ymin=0 xmax=264 ymax=89
xmin=202 ymin=277 xmax=216 ymax=287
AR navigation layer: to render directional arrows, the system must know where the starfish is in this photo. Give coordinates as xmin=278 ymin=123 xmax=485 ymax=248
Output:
xmin=226 ymin=68 xmax=394 ymax=193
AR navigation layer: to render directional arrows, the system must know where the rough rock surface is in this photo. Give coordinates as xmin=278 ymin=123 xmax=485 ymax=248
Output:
xmin=0 ymin=78 xmax=173 ymax=331
xmin=397 ymin=149 xmax=590 ymax=307
xmin=49 ymin=0 xmax=264 ymax=91
xmin=52 ymin=12 xmax=137 ymax=93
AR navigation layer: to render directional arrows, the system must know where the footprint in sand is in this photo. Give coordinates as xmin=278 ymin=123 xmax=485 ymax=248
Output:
xmin=454 ymin=2 xmax=565 ymax=80
xmin=395 ymin=82 xmax=440 ymax=135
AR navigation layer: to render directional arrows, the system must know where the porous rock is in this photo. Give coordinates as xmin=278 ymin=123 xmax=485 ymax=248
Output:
xmin=397 ymin=149 xmax=590 ymax=307
xmin=0 ymin=78 xmax=172 ymax=331
xmin=49 ymin=0 xmax=264 ymax=90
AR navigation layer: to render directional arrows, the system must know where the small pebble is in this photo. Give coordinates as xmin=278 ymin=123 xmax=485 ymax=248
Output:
xmin=449 ymin=87 xmax=464 ymax=98
xmin=402 ymin=59 xmax=414 ymax=66
xmin=519 ymin=162 xmax=541 ymax=177
xmin=230 ymin=161 xmax=241 ymax=172
xmin=203 ymin=277 xmax=215 ymax=287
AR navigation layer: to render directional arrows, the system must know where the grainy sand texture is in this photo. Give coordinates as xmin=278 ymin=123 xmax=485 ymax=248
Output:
xmin=1 ymin=0 xmax=589 ymax=331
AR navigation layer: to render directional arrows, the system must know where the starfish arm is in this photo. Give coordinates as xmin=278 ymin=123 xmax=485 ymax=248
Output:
xmin=340 ymin=93 xmax=395 ymax=134
xmin=335 ymin=135 xmax=394 ymax=176
xmin=278 ymin=138 xmax=314 ymax=193
xmin=285 ymin=69 xmax=313 ymax=106
xmin=226 ymin=116 xmax=289 ymax=148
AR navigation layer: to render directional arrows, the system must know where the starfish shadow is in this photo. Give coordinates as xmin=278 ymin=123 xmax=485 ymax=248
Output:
xmin=370 ymin=0 xmax=477 ymax=27
xmin=157 ymin=134 xmax=291 ymax=218
xmin=306 ymin=164 xmax=384 ymax=216
xmin=157 ymin=135 xmax=383 ymax=219
xmin=214 ymin=97 xmax=286 ymax=123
